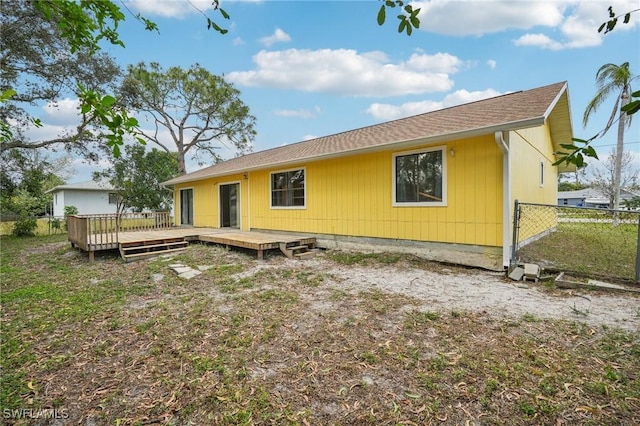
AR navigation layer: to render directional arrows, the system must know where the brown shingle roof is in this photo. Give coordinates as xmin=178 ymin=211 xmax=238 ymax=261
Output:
xmin=164 ymin=81 xmax=571 ymax=185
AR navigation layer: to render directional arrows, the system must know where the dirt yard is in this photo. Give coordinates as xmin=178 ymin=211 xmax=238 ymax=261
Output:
xmin=282 ymin=256 xmax=640 ymax=332
xmin=2 ymin=237 xmax=639 ymax=425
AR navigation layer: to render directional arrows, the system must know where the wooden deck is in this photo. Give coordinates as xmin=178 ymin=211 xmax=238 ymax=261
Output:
xmin=199 ymin=231 xmax=316 ymax=260
xmin=72 ymin=227 xmax=316 ymax=261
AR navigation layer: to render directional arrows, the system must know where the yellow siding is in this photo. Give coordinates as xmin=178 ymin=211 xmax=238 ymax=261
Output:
xmin=510 ymin=125 xmax=558 ymax=206
xmin=174 ymin=173 xmax=249 ymax=229
xmin=510 ymin=124 xmax=559 ymax=242
xmin=170 ymin=121 xmax=566 ymax=254
xmin=248 ymin=135 xmax=504 ymax=247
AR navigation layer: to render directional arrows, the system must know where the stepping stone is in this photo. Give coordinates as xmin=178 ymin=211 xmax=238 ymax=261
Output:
xmin=179 ymin=270 xmax=202 ymax=279
xmin=197 ymin=265 xmax=214 ymax=271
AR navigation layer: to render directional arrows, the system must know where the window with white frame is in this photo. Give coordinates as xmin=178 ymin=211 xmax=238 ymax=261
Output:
xmin=271 ymin=168 xmax=305 ymax=208
xmin=393 ymin=147 xmax=446 ymax=206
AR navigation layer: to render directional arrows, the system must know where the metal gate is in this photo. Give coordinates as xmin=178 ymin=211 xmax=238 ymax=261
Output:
xmin=512 ymin=201 xmax=640 ymax=283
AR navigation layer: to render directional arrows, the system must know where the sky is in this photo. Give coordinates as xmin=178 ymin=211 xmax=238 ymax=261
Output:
xmin=31 ymin=0 xmax=640 ymax=182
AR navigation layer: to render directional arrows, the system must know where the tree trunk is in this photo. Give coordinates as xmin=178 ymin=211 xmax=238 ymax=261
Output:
xmin=613 ymin=86 xmax=630 ymax=211
xmin=177 ymin=150 xmax=187 ymax=175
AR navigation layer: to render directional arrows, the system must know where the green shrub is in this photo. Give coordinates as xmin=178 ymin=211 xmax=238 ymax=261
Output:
xmin=64 ymin=205 xmax=78 ymax=216
xmin=12 ymin=215 xmax=37 ymax=236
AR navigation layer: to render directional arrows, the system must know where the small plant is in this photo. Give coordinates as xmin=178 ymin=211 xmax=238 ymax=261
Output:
xmin=429 ymin=354 xmax=447 ymax=371
xmin=64 ymin=205 xmax=78 ymax=216
xmin=50 ymin=217 xmax=63 ymax=233
xmin=485 ymin=378 xmax=499 ymax=396
xmin=519 ymin=400 xmax=537 ymax=416
xmin=571 ymin=303 xmax=589 ymax=317
xmin=358 ymin=351 xmax=378 ymax=364
xmin=12 ymin=215 xmax=37 ymax=236
xmin=405 ymin=310 xmax=440 ymax=328
xmin=328 ymin=251 xmax=401 ymax=265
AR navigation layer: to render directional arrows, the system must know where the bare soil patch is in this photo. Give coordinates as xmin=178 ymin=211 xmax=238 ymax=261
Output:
xmin=2 ymin=238 xmax=639 ymax=425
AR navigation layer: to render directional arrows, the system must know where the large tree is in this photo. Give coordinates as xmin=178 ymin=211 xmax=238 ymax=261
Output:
xmin=94 ymin=144 xmax=179 ymax=214
xmin=0 ymin=0 xmax=419 ymax=158
xmin=0 ymin=0 xmax=124 ymax=159
xmin=119 ymin=62 xmax=256 ymax=174
xmin=583 ymin=62 xmax=637 ymax=210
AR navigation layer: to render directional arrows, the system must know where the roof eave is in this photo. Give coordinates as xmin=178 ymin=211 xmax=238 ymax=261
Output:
xmin=163 ymin=117 xmax=548 ymax=186
xmin=45 ymin=187 xmax=116 ymax=194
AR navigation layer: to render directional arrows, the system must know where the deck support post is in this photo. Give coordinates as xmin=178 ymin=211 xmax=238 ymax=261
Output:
xmin=257 ymin=249 xmax=264 ymax=260
xmin=88 ymin=251 xmax=95 ymax=261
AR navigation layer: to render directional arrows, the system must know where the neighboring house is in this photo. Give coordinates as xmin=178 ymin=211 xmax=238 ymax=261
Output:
xmin=163 ymin=82 xmax=575 ymax=271
xmin=558 ymin=188 xmax=639 ymax=208
xmin=46 ymin=180 xmax=118 ymax=217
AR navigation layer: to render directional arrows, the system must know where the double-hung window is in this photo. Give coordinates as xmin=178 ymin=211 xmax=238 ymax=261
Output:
xmin=108 ymin=192 xmax=119 ymax=205
xmin=393 ymin=146 xmax=446 ymax=206
xmin=271 ymin=168 xmax=305 ymax=208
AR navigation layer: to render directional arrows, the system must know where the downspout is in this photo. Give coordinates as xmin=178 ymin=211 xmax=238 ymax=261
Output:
xmin=494 ymin=131 xmax=511 ymax=269
xmin=246 ymin=172 xmax=251 ymax=231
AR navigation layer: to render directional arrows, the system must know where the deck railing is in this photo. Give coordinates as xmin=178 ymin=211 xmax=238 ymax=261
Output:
xmin=67 ymin=212 xmax=173 ymax=251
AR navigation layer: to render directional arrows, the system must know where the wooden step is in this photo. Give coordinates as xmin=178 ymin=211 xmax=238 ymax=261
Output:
xmin=121 ymin=241 xmax=188 ymax=253
xmin=286 ymin=245 xmax=309 ymax=252
xmin=122 ymin=246 xmax=188 ymax=262
xmin=279 ymin=238 xmax=319 ymax=260
xmin=120 ymin=238 xmax=185 ymax=249
xmin=119 ymin=239 xmax=189 ymax=262
xmin=294 ymin=249 xmax=320 ymax=260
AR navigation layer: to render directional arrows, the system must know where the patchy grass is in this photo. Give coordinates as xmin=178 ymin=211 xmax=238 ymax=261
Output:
xmin=0 ymin=218 xmax=66 ymax=236
xmin=1 ymin=235 xmax=639 ymax=425
xmin=327 ymin=250 xmax=402 ymax=265
xmin=518 ymin=221 xmax=637 ymax=281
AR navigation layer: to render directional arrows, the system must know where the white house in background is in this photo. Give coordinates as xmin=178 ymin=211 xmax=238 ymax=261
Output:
xmin=46 ymin=180 xmax=118 ymax=217
xmin=557 ymin=187 xmax=639 ymax=208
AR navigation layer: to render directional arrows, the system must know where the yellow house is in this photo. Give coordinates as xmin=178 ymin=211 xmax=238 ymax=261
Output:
xmin=163 ymin=82 xmax=574 ymax=270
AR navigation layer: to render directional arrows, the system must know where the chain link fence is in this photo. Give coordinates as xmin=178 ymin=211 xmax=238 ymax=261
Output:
xmin=512 ymin=201 xmax=639 ymax=283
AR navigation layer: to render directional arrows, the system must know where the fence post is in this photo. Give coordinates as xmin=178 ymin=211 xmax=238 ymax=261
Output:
xmin=636 ymin=214 xmax=640 ymax=283
xmin=510 ymin=199 xmax=520 ymax=266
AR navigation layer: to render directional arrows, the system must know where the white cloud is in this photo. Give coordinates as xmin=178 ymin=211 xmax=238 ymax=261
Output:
xmin=22 ymin=121 xmax=75 ymax=144
xmin=70 ymin=157 xmax=112 ymax=182
xmin=273 ymin=107 xmax=319 ymax=119
xmin=366 ymin=88 xmax=503 ymax=121
xmin=227 ymin=49 xmax=459 ymax=97
xmin=43 ymin=98 xmax=81 ymax=125
xmin=404 ymin=52 xmax=463 ymax=73
xmin=513 ymin=33 xmax=563 ymax=50
xmin=413 ymin=0 xmax=640 ymax=50
xmin=259 ymin=28 xmax=291 ymax=47
xmin=513 ymin=1 xmax=607 ymax=50
xmin=413 ymin=0 xmax=564 ymax=36
xmin=302 ymin=134 xmax=318 ymax=141
xmin=487 ymin=59 xmax=497 ymax=69
xmin=232 ymin=37 xmax=245 ymax=46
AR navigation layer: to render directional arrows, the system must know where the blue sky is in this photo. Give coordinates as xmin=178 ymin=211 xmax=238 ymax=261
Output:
xmin=33 ymin=0 xmax=640 ymax=181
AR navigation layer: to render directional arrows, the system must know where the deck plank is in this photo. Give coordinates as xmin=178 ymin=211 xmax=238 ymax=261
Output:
xmin=80 ymin=228 xmax=315 ymax=260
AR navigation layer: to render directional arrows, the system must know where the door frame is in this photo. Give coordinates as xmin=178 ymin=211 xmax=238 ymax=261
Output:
xmin=179 ymin=187 xmax=194 ymax=226
xmin=219 ymin=181 xmax=241 ymax=229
